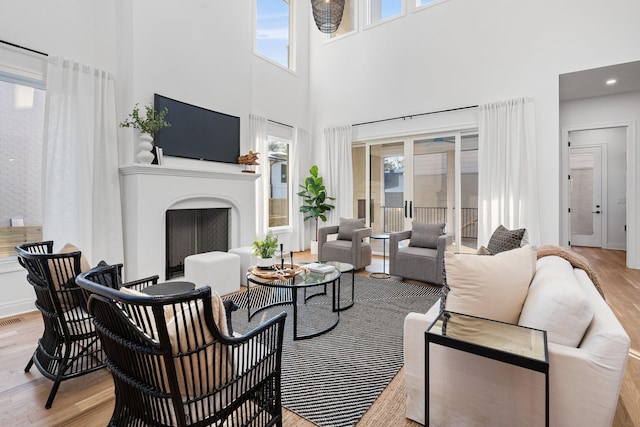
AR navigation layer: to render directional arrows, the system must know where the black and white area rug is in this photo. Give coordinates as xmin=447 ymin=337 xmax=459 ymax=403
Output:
xmin=227 ymin=275 xmax=441 ymax=427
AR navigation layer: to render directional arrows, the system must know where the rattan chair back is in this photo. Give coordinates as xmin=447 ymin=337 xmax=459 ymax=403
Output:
xmin=15 ymin=241 xmax=105 ymax=409
xmin=78 ymin=264 xmax=287 ymax=427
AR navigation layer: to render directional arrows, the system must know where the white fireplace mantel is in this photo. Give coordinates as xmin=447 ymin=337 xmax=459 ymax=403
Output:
xmin=120 ymin=163 xmax=260 ymax=282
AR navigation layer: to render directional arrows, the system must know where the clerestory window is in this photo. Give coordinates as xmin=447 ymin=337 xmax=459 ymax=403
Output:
xmin=367 ymin=0 xmax=404 ymax=26
xmin=255 ymin=0 xmax=295 ymax=70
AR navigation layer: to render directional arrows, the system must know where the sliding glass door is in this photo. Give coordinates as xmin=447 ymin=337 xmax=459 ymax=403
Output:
xmin=355 ymin=131 xmax=478 ymax=253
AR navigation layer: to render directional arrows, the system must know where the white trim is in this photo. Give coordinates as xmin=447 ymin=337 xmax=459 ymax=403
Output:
xmin=412 ymin=0 xmax=452 ymax=13
xmin=561 ymin=120 xmax=638 ymax=269
xmin=0 ymin=298 xmax=36 ymax=319
xmin=364 ymin=0 xmax=406 ymax=29
xmin=119 ymin=164 xmax=260 ymax=181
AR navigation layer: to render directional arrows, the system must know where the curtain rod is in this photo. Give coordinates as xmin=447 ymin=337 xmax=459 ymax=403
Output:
xmin=352 ymin=105 xmax=478 ymax=127
xmin=0 ymin=39 xmax=48 ymax=57
xmin=268 ymin=119 xmax=293 ymax=129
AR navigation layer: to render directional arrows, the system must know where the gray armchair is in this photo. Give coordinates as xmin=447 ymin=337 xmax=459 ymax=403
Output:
xmin=389 ymin=222 xmax=453 ymax=285
xmin=318 ymin=218 xmax=372 ymax=270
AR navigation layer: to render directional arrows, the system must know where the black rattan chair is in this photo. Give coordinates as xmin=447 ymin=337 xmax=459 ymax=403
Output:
xmin=15 ymin=241 xmax=106 ymax=409
xmin=77 ymin=264 xmax=287 ymax=427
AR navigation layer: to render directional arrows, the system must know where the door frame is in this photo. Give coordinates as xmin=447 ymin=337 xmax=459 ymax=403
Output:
xmin=561 ymin=120 xmax=638 ymax=268
xmin=569 ymin=144 xmax=606 ymax=248
xmin=361 ymin=130 xmax=470 ymax=253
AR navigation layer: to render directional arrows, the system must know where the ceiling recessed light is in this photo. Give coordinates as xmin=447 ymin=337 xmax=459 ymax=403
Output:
xmin=606 ymin=79 xmax=617 ymax=85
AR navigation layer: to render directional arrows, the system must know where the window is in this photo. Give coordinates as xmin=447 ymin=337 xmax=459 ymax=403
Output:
xmin=367 ymin=0 xmax=403 ymax=25
xmin=267 ymin=137 xmax=290 ymax=227
xmin=255 ymin=0 xmax=295 ymax=70
xmin=0 ymin=74 xmax=46 ymax=257
xmin=416 ymin=0 xmax=450 ymax=9
xmin=328 ymin=0 xmax=356 ymax=39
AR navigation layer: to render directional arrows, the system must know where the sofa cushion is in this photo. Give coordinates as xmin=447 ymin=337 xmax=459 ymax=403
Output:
xmin=409 ymin=222 xmax=445 ymax=249
xmin=337 ymin=217 xmax=366 ymax=241
xmin=444 ymin=245 xmax=536 ymax=324
xmin=518 ymin=256 xmax=594 ymax=347
xmin=50 ymin=243 xmax=92 ymax=312
xmin=487 ymin=225 xmax=526 ymax=254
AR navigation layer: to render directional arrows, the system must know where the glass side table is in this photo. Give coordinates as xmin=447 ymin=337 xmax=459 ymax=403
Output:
xmin=425 ymin=311 xmax=549 ymax=427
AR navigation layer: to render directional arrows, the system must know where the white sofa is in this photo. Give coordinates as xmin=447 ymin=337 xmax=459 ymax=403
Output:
xmin=404 ymin=252 xmax=630 ymax=427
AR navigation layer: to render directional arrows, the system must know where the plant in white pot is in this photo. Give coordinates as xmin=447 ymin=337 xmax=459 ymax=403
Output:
xmin=297 ymin=165 xmax=335 ymax=254
xmin=251 ymin=230 xmax=279 ymax=269
xmin=119 ymin=103 xmax=171 ymax=164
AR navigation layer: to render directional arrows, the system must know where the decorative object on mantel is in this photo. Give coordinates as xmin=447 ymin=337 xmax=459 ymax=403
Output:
xmin=238 ymin=150 xmax=259 ymax=173
xmin=297 ymin=165 xmax=335 ymax=254
xmin=119 ymin=103 xmax=171 ymax=164
xmin=251 ymin=229 xmax=278 ymax=268
xmin=311 ymin=0 xmax=346 ymax=34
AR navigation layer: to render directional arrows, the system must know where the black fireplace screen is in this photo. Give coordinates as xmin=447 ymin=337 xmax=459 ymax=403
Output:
xmin=165 ymin=208 xmax=230 ymax=280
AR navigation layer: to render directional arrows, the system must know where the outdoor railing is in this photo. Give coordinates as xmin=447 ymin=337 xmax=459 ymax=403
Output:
xmin=381 ymin=206 xmax=478 ymax=239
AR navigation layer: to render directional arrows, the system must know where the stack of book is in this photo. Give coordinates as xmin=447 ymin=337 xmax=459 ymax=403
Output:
xmin=305 ymin=262 xmax=336 ymax=274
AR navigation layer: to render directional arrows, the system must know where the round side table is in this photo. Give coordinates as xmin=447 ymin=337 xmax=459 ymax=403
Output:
xmin=370 ymin=234 xmax=391 ymax=279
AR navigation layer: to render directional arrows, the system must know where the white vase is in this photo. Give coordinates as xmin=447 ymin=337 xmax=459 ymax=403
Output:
xmin=310 ymin=240 xmax=318 ymax=255
xmin=256 ymin=256 xmax=276 ymax=269
xmin=137 ymin=133 xmax=155 ymax=164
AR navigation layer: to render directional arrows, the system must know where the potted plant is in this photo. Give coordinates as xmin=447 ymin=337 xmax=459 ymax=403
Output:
xmin=297 ymin=165 xmax=335 ymax=254
xmin=120 ymin=103 xmax=171 ymax=164
xmin=251 ymin=230 xmax=279 ymax=268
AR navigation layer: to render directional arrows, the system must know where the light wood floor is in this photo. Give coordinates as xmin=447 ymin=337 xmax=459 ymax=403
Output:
xmin=0 ymin=247 xmax=638 ymax=426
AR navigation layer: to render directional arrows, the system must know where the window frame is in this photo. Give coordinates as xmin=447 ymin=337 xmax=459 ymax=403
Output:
xmin=413 ymin=0 xmax=451 ymax=13
xmin=254 ymin=0 xmax=297 ymax=71
xmin=266 ymin=135 xmax=292 ymax=231
xmin=365 ymin=0 xmax=406 ymax=29
xmin=0 ymin=68 xmax=46 ymax=261
xmin=325 ymin=0 xmax=358 ymax=42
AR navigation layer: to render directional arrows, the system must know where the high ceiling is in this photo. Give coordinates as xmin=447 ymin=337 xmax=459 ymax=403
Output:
xmin=559 ymin=60 xmax=640 ymax=102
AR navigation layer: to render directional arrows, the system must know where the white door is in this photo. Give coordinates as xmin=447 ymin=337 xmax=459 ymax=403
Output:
xmin=570 ymin=146 xmax=603 ymax=247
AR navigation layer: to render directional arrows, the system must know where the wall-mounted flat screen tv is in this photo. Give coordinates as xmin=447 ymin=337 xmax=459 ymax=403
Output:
xmin=153 ymin=94 xmax=240 ymax=164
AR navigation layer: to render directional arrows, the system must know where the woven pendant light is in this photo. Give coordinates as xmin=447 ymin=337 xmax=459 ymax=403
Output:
xmin=311 ymin=0 xmax=346 ymax=34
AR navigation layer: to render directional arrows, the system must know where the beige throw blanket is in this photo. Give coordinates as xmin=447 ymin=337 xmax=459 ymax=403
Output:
xmin=536 ymin=245 xmax=605 ymax=299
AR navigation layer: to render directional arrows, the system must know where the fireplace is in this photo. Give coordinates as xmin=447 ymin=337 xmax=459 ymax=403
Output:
xmin=165 ymin=208 xmax=230 ymax=280
xmin=120 ymin=164 xmax=259 ymax=282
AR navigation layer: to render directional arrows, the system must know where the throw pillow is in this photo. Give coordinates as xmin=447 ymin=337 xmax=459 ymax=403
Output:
xmin=444 ymin=244 xmax=536 ymax=324
xmin=337 ymin=217 xmax=366 ymax=241
xmin=166 ymin=291 xmax=232 ymax=395
xmin=409 ymin=222 xmax=445 ymax=249
xmin=94 ymin=260 xmax=117 ymax=289
xmin=476 ymin=246 xmax=492 ymax=255
xmin=118 ymin=287 xmax=232 ymax=395
xmin=486 ymin=225 xmax=526 ymax=254
xmin=518 ymin=256 xmax=594 ymax=347
xmin=49 ymin=243 xmax=92 ymax=312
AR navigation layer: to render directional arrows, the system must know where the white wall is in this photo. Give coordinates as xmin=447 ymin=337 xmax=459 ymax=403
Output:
xmin=309 ymin=0 xmax=640 ymax=245
xmin=0 ymin=0 xmax=311 ymax=316
xmin=0 ymin=0 xmax=120 ymax=317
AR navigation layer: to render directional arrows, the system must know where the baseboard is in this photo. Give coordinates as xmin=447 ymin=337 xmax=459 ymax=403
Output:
xmin=0 ymin=298 xmax=36 ymax=320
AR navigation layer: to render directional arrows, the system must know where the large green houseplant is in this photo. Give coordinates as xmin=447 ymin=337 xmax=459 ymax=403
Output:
xmin=297 ymin=165 xmax=335 ymax=252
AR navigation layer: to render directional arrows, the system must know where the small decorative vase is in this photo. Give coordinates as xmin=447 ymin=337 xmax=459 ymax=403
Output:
xmin=310 ymin=240 xmax=318 ymax=255
xmin=256 ymin=256 xmax=276 ymax=269
xmin=137 ymin=133 xmax=155 ymax=164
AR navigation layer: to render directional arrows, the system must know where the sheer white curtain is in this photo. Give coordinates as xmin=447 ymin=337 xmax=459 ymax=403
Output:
xmin=478 ymin=97 xmax=540 ymax=246
xmin=291 ymin=127 xmax=310 ymax=251
xmin=43 ymin=57 xmax=123 ymax=265
xmin=323 ymin=125 xmax=353 ymax=226
xmin=249 ymin=114 xmax=269 ymax=237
